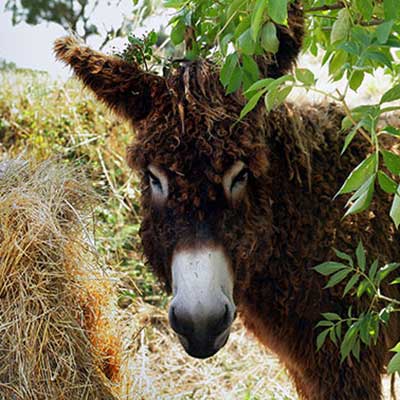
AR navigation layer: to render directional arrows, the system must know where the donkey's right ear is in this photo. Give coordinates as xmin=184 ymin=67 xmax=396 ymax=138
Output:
xmin=54 ymin=37 xmax=165 ymax=122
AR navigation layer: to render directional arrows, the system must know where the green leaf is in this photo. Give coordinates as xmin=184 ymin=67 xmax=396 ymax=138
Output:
xmin=355 ymin=0 xmax=373 ymax=20
xmin=340 ymin=323 xmax=359 ymax=362
xmin=341 ymin=127 xmax=357 ymax=155
xmin=381 ymin=84 xmax=400 ymax=104
xmin=338 ymin=41 xmax=360 ymax=56
xmin=343 ymin=274 xmax=359 ymax=296
xmin=384 ymin=0 xmax=399 ymax=20
xmin=357 ymin=279 xmax=371 ymax=297
xmin=378 ymin=171 xmax=397 ymax=194
xmin=329 ymin=327 xmax=338 ymax=345
xmin=220 ymin=33 xmax=233 ymax=55
xmin=331 ymin=9 xmax=351 ymax=44
xmin=390 ymin=192 xmax=400 ymax=228
xmin=325 ymin=269 xmax=351 ymax=288
xmin=388 ymin=352 xmax=400 ymax=374
xmin=349 ymin=70 xmax=364 ymax=91
xmin=314 ymin=262 xmax=348 ymax=276
xmin=376 ymin=20 xmax=394 ymax=44
xmin=379 ymin=306 xmax=392 ymax=324
xmin=234 ymin=17 xmax=251 ymax=39
xmin=237 ymin=28 xmax=256 ymax=55
xmin=316 ymin=320 xmax=334 ymax=327
xmin=368 ymin=259 xmax=379 ymax=281
xmin=359 ymin=315 xmax=371 ymax=345
xmin=352 ymin=338 xmax=361 ymax=361
xmin=246 ymin=78 xmax=274 ymax=92
xmin=382 ymin=126 xmax=400 ymax=137
xmin=329 ymin=51 xmax=348 ymax=77
xmin=242 ymin=55 xmax=260 ymax=82
xmin=321 ymin=312 xmax=341 ymax=321
xmin=391 ymin=342 xmax=400 ymax=352
xmin=171 ymin=21 xmax=186 ymax=45
xmin=316 ymin=329 xmax=329 ymax=351
xmin=295 ymin=68 xmax=315 ymax=86
xmin=220 ymin=54 xmax=239 ymax=87
xmin=382 ymin=150 xmax=400 ymax=175
xmin=268 ymin=0 xmax=288 ymax=25
xmin=337 ymin=154 xmax=377 ymax=195
xmin=378 ymin=263 xmax=400 ymax=283
xmin=240 ymin=90 xmax=264 ymax=119
xmin=363 ymin=50 xmax=392 ymax=69
xmin=261 ymin=22 xmax=280 ymax=54
xmin=334 ymin=249 xmax=354 ymax=267
xmin=227 ymin=0 xmax=245 ymax=19
xmin=341 ymin=116 xmax=353 ymax=130
xmin=356 ymin=241 xmax=366 ymax=271
xmin=251 ymin=0 xmax=266 ymax=41
xmin=335 ymin=323 xmax=342 ymax=340
xmin=391 ymin=277 xmax=400 ymax=285
xmin=226 ymin=66 xmax=243 ymax=94
xmin=265 ymin=87 xmax=278 ymax=112
xmin=264 ymin=85 xmax=292 ymax=112
xmin=344 ymin=175 xmax=375 ymax=216
xmin=275 ymin=85 xmax=292 ymax=106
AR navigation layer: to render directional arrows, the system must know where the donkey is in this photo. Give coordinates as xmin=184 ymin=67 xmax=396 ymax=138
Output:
xmin=54 ymin=5 xmax=400 ymax=399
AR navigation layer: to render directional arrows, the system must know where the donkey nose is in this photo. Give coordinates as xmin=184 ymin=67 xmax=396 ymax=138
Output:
xmin=168 ymin=299 xmax=236 ymax=358
xmin=169 ymin=301 xmax=234 ymax=336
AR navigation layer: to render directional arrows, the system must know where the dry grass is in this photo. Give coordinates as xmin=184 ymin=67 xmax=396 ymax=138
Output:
xmin=117 ymin=301 xmax=296 ymax=400
xmin=0 ymin=158 xmax=120 ymax=400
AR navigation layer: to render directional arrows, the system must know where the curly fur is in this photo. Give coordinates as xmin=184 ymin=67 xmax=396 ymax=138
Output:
xmin=54 ymin=3 xmax=400 ymax=398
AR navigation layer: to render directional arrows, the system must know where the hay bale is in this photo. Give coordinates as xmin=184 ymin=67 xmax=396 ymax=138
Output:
xmin=0 ymin=158 xmax=120 ymax=400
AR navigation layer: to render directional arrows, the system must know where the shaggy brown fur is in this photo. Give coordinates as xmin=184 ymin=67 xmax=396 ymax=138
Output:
xmin=54 ymin=4 xmax=400 ymax=398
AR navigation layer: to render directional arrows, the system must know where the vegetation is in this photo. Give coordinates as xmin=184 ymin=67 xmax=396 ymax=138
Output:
xmin=0 ymin=69 xmax=163 ymax=305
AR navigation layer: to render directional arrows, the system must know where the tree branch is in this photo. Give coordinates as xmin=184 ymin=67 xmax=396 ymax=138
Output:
xmin=305 ymin=2 xmax=344 ymax=13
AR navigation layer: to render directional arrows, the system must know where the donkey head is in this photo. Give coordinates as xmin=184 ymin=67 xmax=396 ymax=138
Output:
xmin=54 ymin=4 xmax=303 ymax=358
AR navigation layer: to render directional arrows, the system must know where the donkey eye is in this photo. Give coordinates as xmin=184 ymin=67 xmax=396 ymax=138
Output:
xmin=148 ymin=170 xmax=163 ymax=192
xmin=231 ymin=169 xmax=249 ymax=191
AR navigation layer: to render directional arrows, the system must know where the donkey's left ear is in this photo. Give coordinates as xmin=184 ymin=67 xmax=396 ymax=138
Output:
xmin=54 ymin=36 xmax=165 ymax=122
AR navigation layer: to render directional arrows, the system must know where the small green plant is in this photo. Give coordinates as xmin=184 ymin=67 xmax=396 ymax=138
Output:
xmin=314 ymin=241 xmax=400 ymax=373
xmin=119 ymin=31 xmax=160 ymax=71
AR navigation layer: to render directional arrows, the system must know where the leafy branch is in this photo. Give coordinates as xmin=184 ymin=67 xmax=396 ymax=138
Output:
xmin=314 ymin=242 xmax=400 ymax=372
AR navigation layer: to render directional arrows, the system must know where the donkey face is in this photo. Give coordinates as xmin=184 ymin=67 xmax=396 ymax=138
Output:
xmin=127 ymin=75 xmax=269 ymax=357
xmin=54 ymin=12 xmax=301 ymax=355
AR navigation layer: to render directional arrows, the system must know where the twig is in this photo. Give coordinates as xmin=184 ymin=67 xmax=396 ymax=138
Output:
xmin=360 ymin=18 xmax=384 ymax=27
xmin=305 ymin=2 xmax=344 ymax=12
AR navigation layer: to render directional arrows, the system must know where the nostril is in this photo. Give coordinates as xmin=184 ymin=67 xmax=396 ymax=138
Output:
xmin=214 ymin=304 xmax=233 ymax=335
xmin=168 ymin=305 xmax=194 ymax=336
xmin=223 ymin=304 xmax=230 ymax=325
xmin=169 ymin=306 xmax=179 ymax=331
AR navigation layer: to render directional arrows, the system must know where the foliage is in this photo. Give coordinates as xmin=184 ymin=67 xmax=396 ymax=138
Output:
xmin=0 ymin=59 xmax=17 ymax=71
xmin=314 ymin=242 xmax=400 ymax=367
xmin=0 ymin=69 xmax=165 ymax=306
xmin=118 ymin=31 xmax=161 ymax=71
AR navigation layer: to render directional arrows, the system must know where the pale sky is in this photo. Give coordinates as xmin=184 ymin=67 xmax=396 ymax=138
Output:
xmin=0 ymin=1 xmax=170 ymax=79
xmin=0 ymin=2 xmax=394 ymax=106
